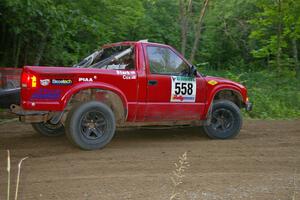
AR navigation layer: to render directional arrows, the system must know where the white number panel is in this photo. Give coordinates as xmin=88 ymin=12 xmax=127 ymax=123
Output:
xmin=170 ymin=76 xmax=196 ymax=102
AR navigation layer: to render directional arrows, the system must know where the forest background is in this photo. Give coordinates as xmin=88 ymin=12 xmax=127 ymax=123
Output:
xmin=0 ymin=0 xmax=299 ymax=118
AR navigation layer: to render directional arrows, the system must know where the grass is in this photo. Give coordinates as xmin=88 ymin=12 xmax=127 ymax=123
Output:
xmin=4 ymin=150 xmax=28 ymax=200
xmin=7 ymin=150 xmax=10 ymax=200
xmin=170 ymin=152 xmax=190 ymax=200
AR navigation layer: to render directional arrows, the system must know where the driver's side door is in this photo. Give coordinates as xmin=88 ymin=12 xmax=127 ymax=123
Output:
xmin=143 ymin=44 xmax=205 ymax=121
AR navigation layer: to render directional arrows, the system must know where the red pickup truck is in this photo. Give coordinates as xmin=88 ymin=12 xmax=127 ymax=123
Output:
xmin=11 ymin=41 xmax=252 ymax=150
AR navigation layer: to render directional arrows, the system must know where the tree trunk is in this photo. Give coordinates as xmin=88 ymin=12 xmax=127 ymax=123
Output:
xmin=12 ymin=33 xmax=17 ymax=64
xmin=179 ymin=0 xmax=185 ymax=55
xmin=23 ymin=42 xmax=29 ymax=66
xmin=0 ymin=23 xmax=6 ymax=63
xmin=292 ymin=38 xmax=300 ymax=80
xmin=14 ymin=35 xmax=22 ymax=68
xmin=1 ymin=23 xmax=6 ymax=48
xmin=34 ymin=39 xmax=47 ymax=66
xmin=276 ymin=0 xmax=282 ymax=71
xmin=189 ymin=0 xmax=210 ymax=63
xmin=34 ymin=30 xmax=49 ymax=66
xmin=179 ymin=0 xmax=192 ymax=57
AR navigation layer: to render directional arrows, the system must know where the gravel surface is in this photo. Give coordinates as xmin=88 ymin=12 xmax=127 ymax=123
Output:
xmin=0 ymin=120 xmax=299 ymax=200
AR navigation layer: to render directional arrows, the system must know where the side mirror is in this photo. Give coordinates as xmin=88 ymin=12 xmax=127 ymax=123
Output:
xmin=191 ymin=65 xmax=197 ymax=76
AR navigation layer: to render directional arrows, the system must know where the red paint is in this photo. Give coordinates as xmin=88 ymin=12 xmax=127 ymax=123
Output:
xmin=19 ymin=41 xmax=249 ymax=122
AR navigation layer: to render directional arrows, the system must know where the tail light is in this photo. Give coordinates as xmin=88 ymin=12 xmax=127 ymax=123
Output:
xmin=21 ymin=71 xmax=37 ymax=88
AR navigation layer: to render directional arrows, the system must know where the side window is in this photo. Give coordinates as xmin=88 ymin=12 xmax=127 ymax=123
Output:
xmin=147 ymin=46 xmax=190 ymax=76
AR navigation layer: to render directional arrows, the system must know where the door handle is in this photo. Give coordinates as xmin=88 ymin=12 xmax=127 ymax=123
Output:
xmin=148 ymin=80 xmax=158 ymax=86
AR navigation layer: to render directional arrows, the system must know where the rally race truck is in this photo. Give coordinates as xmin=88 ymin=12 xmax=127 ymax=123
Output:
xmin=11 ymin=41 xmax=252 ymax=150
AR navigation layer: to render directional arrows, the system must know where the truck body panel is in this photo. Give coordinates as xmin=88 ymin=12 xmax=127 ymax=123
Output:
xmin=17 ymin=41 xmax=249 ymax=124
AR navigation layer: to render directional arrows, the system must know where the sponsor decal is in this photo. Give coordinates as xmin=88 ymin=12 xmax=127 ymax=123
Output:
xmin=51 ymin=79 xmax=72 ymax=85
xmin=79 ymin=77 xmax=93 ymax=82
xmin=172 ymin=95 xmax=184 ymax=101
xmin=40 ymin=79 xmax=50 ymax=86
xmin=116 ymin=70 xmax=136 ymax=80
xmin=172 ymin=95 xmax=195 ymax=102
xmin=207 ymin=80 xmax=218 ymax=85
xmin=31 ymin=89 xmax=61 ymax=100
xmin=171 ymin=76 xmax=196 ymax=102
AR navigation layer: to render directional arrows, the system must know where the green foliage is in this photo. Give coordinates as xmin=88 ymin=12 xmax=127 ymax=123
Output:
xmin=0 ymin=0 xmax=299 ymax=118
xmin=200 ymin=68 xmax=300 ymax=119
xmin=199 ymin=0 xmax=256 ymax=69
xmin=249 ymin=0 xmax=300 ymax=69
xmin=0 ymin=0 xmax=144 ymax=66
xmin=135 ymin=0 xmax=180 ymax=47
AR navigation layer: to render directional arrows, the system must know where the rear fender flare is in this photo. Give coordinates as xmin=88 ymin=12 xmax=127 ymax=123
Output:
xmin=61 ymin=82 xmax=128 ymax=119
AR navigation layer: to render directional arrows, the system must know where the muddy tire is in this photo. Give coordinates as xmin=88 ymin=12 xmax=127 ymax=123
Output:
xmin=203 ymin=100 xmax=242 ymax=139
xmin=32 ymin=122 xmax=65 ymax=137
xmin=65 ymin=101 xmax=116 ymax=150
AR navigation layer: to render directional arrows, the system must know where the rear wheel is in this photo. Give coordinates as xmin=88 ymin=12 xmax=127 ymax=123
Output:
xmin=65 ymin=101 xmax=116 ymax=150
xmin=32 ymin=122 xmax=65 ymax=137
xmin=203 ymin=100 xmax=242 ymax=139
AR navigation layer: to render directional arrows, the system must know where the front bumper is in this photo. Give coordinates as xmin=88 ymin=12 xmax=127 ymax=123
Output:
xmin=245 ymin=101 xmax=253 ymax=111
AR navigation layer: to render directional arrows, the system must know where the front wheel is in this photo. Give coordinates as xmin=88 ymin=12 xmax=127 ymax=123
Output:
xmin=203 ymin=100 xmax=242 ymax=139
xmin=65 ymin=101 xmax=116 ymax=150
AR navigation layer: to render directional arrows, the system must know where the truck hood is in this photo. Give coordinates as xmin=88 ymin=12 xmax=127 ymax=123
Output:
xmin=203 ymin=75 xmax=248 ymax=104
xmin=204 ymin=76 xmax=246 ymax=90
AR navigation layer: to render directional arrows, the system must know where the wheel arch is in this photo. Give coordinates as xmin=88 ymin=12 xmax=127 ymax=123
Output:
xmin=61 ymin=83 xmax=128 ymax=124
xmin=204 ymin=86 xmax=244 ymax=120
xmin=213 ymin=89 xmax=243 ymax=108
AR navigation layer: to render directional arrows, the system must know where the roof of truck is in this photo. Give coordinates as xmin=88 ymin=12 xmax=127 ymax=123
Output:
xmin=102 ymin=40 xmax=168 ymax=48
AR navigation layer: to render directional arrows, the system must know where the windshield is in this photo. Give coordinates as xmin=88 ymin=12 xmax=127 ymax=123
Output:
xmin=73 ymin=45 xmax=134 ymax=70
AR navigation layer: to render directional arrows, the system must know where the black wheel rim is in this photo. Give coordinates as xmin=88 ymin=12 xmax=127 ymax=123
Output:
xmin=211 ymin=108 xmax=234 ymax=132
xmin=80 ymin=111 xmax=107 ymax=140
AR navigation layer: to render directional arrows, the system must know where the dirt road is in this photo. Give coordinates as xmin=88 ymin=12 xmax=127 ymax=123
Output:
xmin=0 ymin=120 xmax=299 ymax=200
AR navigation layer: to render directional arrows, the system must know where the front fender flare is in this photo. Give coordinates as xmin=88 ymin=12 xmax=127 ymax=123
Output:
xmin=204 ymin=84 xmax=243 ymax=119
